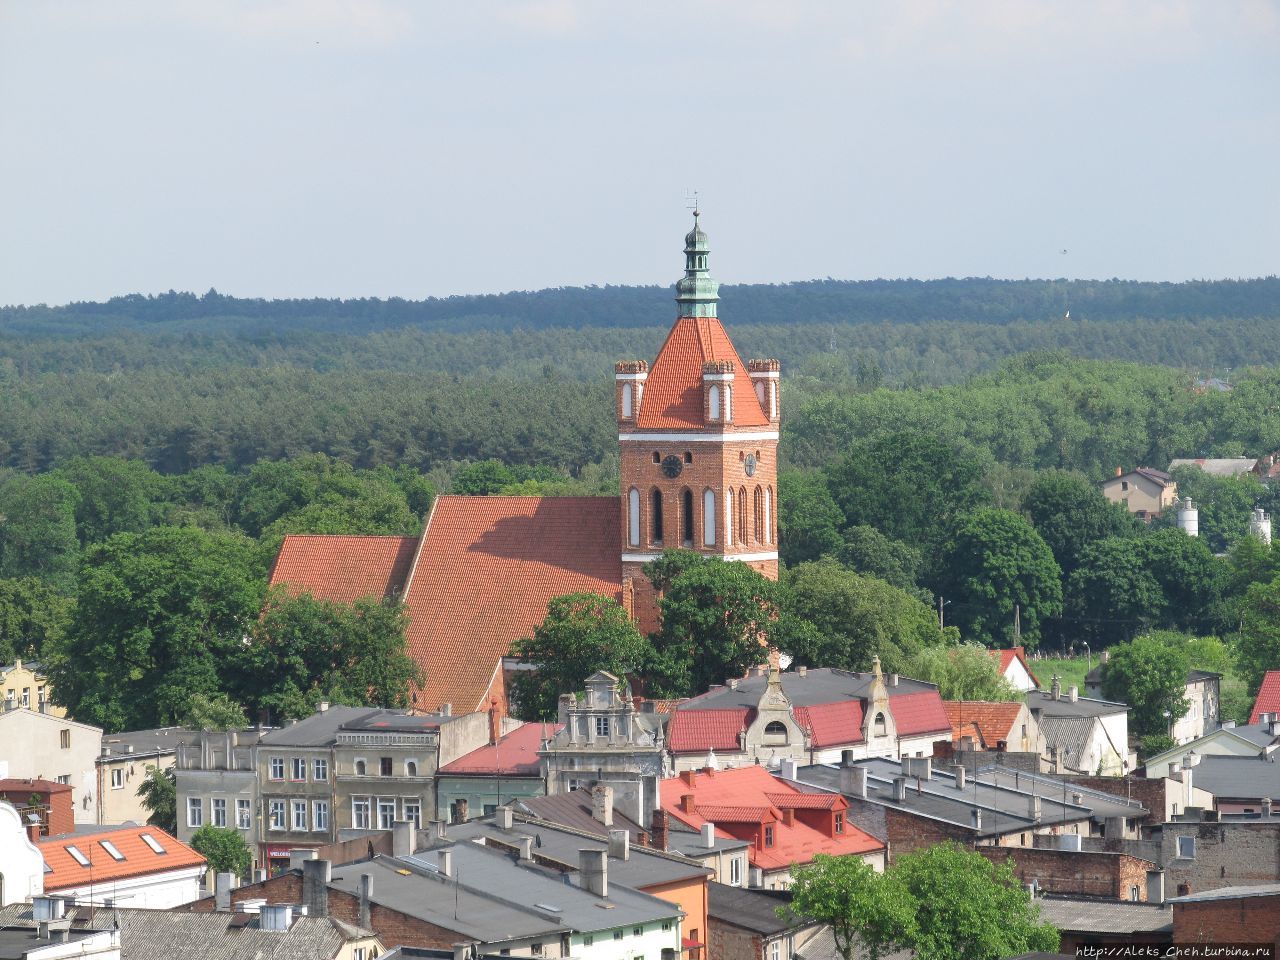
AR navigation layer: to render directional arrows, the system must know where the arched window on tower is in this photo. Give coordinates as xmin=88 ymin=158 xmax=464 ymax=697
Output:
xmin=682 ymin=489 xmax=694 ymax=547
xmin=627 ymin=488 xmax=640 ymax=547
xmin=621 ymin=383 xmax=633 ymax=418
xmin=708 ymin=384 xmax=720 ymax=421
xmin=724 ymin=488 xmax=734 ymax=546
xmin=873 ymin=713 xmax=887 ymax=738
xmin=724 ymin=384 xmax=733 ymax=422
xmin=738 ymin=488 xmax=748 ymax=545
xmin=755 ymin=380 xmax=766 ymax=405
xmin=753 ymin=486 xmax=763 ymax=542
xmin=703 ymin=488 xmax=716 ymax=546
xmin=650 ymin=489 xmax=664 ymax=545
xmin=764 ymin=486 xmax=773 ymax=544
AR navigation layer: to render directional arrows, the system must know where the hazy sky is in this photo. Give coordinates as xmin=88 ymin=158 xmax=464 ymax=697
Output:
xmin=2 ymin=1 xmax=1278 ymax=305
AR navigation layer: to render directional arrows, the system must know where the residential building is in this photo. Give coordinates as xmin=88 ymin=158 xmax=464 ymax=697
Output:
xmin=943 ymin=701 xmax=1046 ymax=756
xmin=1170 ymin=884 xmax=1280 ymax=947
xmin=0 ymin=802 xmax=44 ymax=906
xmin=1172 ymin=754 xmax=1280 ymax=814
xmin=706 ymin=883 xmax=824 ymax=960
xmin=989 ymin=646 xmax=1040 ymax=693
xmin=0 ymin=662 xmax=62 ymax=719
xmin=1249 ymin=670 xmax=1280 ymax=724
xmin=96 ymin=727 xmax=193 ymax=826
xmin=1085 ymin=663 xmax=1220 ymax=745
xmin=436 ymin=721 xmax=556 ymax=822
xmin=1100 ymin=467 xmax=1177 ymax=518
xmin=540 ymin=671 xmax=667 ymax=826
xmin=0 ymin=899 xmax=120 ymax=959
xmin=0 ymin=780 xmax=72 ymax=838
xmin=265 ymin=217 xmax=781 ymax=718
xmin=0 ymin=709 xmax=102 ymax=824
xmin=1027 ymin=680 xmax=1130 ymax=776
xmin=1167 ymin=457 xmax=1261 ymax=478
xmin=978 ymin=844 xmax=1159 ymax=901
xmin=173 ymin=727 xmax=266 ymax=860
xmin=39 ymin=824 xmax=206 ymax=908
xmin=1161 ymin=814 xmax=1280 ymax=898
xmin=666 ymin=661 xmax=950 ymax=771
xmin=1032 ymin=896 xmax=1172 ymax=953
xmin=659 ymin=765 xmax=886 ymax=890
xmin=1141 ymin=719 xmax=1279 ymax=779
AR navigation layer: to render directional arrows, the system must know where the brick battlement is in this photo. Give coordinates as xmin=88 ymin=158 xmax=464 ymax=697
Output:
xmin=615 ymin=360 xmax=649 ymax=374
xmin=702 ymin=359 xmax=735 ymax=375
xmin=748 ymin=358 xmax=780 ymax=372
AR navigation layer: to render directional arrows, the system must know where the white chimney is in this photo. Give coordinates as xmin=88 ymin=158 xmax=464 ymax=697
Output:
xmin=1178 ymin=499 xmax=1199 ymax=537
xmin=1069 ymin=686 xmax=1079 ymax=703
xmin=496 ymin=806 xmax=514 ymax=830
xmin=779 ymin=758 xmax=799 ymax=780
xmin=1251 ymin=508 xmax=1272 ymax=545
xmin=579 ymin=848 xmax=607 ymax=897
xmin=438 ymin=849 xmax=453 ymax=878
xmin=700 ymin=822 xmax=716 ymax=848
xmin=259 ymin=904 xmax=293 ymax=932
xmin=608 ymin=829 xmax=630 ymax=861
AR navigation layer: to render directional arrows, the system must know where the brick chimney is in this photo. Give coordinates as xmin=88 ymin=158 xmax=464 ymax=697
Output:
xmin=680 ymin=793 xmax=697 ymax=814
xmin=488 ymin=699 xmax=501 ymax=745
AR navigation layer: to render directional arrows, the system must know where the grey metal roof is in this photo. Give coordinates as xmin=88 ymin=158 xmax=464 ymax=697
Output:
xmin=1033 ymin=896 xmax=1172 ymax=934
xmin=1027 ymin=690 xmax=1128 ymax=719
xmin=444 ymin=814 xmax=712 ymax=887
xmin=259 ymin=706 xmax=382 ymax=746
xmin=1038 ymin=716 xmax=1094 ymax=771
xmin=514 ymin=791 xmax=647 ymax=843
xmin=667 ymin=821 xmax=751 ymax=857
xmin=972 ymin=766 xmax=1147 ymax=821
xmin=707 ymin=882 xmax=799 ymax=935
xmin=680 ymin=667 xmax=937 ymax=710
xmin=793 ymin=759 xmax=1102 ymax=838
xmin=100 ymin=726 xmax=196 ymax=758
xmin=1168 ymin=882 xmax=1280 ymax=903
xmin=0 ymin=927 xmax=101 ymax=959
xmin=400 ymin=844 xmax=682 ymax=933
xmin=1223 ymin=723 xmax=1280 ymax=749
xmin=1183 ymin=754 xmax=1280 ymax=798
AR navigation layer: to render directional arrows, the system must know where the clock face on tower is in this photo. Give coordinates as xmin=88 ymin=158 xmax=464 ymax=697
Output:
xmin=661 ymin=455 xmax=683 ymax=478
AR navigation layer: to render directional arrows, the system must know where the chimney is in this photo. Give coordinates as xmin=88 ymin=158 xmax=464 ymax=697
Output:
xmin=651 ymin=808 xmax=669 ymax=852
xmin=1115 ymin=467 xmax=1123 ymax=477
xmin=453 ymin=945 xmax=476 ymax=960
xmin=518 ymin=835 xmax=534 ymax=860
xmin=1147 ymin=869 xmax=1165 ymax=904
xmin=302 ymin=859 xmax=331 ymax=918
xmin=438 ymin=849 xmax=454 ymax=878
xmin=1028 ymin=796 xmax=1042 ymax=821
xmin=797 ymin=665 xmax=807 ymax=678
xmin=1072 ymin=792 xmax=1084 ymax=805
xmin=289 ymin=849 xmax=317 ymax=871
xmin=1262 ymin=797 xmax=1273 ymax=819
xmin=1051 ymin=676 xmax=1061 ymax=701
xmin=440 ymin=703 xmax=452 ymax=717
xmin=841 ymin=766 xmax=868 ymax=798
xmin=841 ymin=749 xmax=855 ymax=766
xmin=318 ymin=700 xmax=330 ymax=712
xmin=779 ymin=758 xmax=799 ymax=780
xmin=680 ymin=769 xmax=697 ymax=787
xmin=680 ymin=793 xmax=697 ymax=814
xmin=488 ymin=699 xmax=501 ymax=745
xmin=496 ymin=806 xmax=514 ymax=830
xmin=392 ymin=820 xmax=414 ymax=857
xmin=358 ymin=873 xmax=373 ymax=929
xmin=891 ymin=777 xmax=907 ymax=802
xmin=26 ymin=820 xmax=41 ymax=844
xmin=215 ymin=872 xmax=236 ymax=913
xmin=427 ymin=819 xmax=447 ymax=841
xmin=259 ymin=904 xmax=293 ymax=933
xmin=889 ymin=673 xmax=899 ymax=687
xmin=579 ymin=848 xmax=608 ymax=897
xmin=1069 ymin=686 xmax=1079 ymax=703
xmin=592 ymin=785 xmax=614 ymax=827
xmin=782 ymin=809 xmax=795 ymax=827
xmin=953 ymin=765 xmax=967 ymax=790
xmin=700 ymin=822 xmax=716 ymax=848
xmin=608 ymin=829 xmax=630 ymax=861
xmin=728 ymin=678 xmax=739 ymax=691
xmin=971 ymin=809 xmax=982 ymax=830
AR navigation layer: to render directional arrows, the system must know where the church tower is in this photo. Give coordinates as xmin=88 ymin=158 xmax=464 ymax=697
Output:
xmin=615 ymin=213 xmax=780 ymax=631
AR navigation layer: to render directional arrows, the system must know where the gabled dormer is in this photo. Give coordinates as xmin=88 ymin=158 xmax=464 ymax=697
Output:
xmin=861 ymin=657 xmax=898 ymax=745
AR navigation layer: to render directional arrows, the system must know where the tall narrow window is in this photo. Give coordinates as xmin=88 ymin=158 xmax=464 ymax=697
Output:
xmin=755 ymin=380 xmax=766 ymax=404
xmin=769 ymin=381 xmax=778 ymax=419
xmin=738 ymin=488 xmax=748 ymax=544
xmin=628 ymin=488 xmax=640 ymax=547
xmin=621 ymin=383 xmax=633 ymax=418
xmin=753 ymin=486 xmax=763 ymax=542
xmin=703 ymin=489 xmax=716 ymax=546
xmin=708 ymin=384 xmax=720 ymax=421
xmin=651 ymin=489 xmax=664 ymax=544
xmin=682 ymin=489 xmax=694 ymax=546
xmin=724 ymin=384 xmax=732 ymax=422
xmin=764 ymin=486 xmax=773 ymax=544
xmin=725 ymin=488 xmax=734 ymax=545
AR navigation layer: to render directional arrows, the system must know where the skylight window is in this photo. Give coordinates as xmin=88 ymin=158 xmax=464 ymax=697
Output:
xmin=140 ymin=833 xmax=166 ymax=854
xmin=100 ymin=840 xmax=126 ymax=861
xmin=66 ymin=845 xmax=90 ymax=866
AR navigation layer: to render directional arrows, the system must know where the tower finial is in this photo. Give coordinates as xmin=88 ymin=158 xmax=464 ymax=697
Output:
xmin=676 ymin=198 xmax=717 ymax=318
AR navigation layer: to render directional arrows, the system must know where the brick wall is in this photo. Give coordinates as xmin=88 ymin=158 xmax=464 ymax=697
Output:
xmin=1067 ymin=775 xmax=1165 ymax=828
xmin=980 ymin=847 xmax=1153 ymax=900
xmin=1174 ymin=893 xmax=1280 ymax=946
xmin=882 ymin=806 xmax=976 ymax=855
xmin=708 ymin=920 xmax=761 ymax=960
xmin=1162 ymin=822 xmax=1280 ymax=895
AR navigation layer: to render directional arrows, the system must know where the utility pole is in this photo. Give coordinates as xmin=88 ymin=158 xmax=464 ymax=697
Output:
xmin=938 ymin=596 xmax=945 ymax=631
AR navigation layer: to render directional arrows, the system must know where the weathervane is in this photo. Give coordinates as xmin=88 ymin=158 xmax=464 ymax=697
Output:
xmin=685 ymin=189 xmax=700 ymax=218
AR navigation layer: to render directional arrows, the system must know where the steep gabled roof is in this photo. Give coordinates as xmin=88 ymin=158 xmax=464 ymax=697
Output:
xmin=993 ymin=646 xmax=1041 ymax=687
xmin=793 ymin=700 xmax=864 ymax=748
xmin=267 ymin=534 xmax=417 ymax=603
xmin=887 ymin=689 xmax=952 ymax=736
xmin=635 ymin=316 xmax=769 ymax=429
xmin=943 ymin=701 xmax=1026 ymax=745
xmin=667 ymin=708 xmax=750 ymax=754
xmin=40 ymin=825 xmax=204 ymax=890
xmin=1249 ymin=671 xmax=1280 ymax=724
xmin=402 ymin=496 xmax=622 ymax=713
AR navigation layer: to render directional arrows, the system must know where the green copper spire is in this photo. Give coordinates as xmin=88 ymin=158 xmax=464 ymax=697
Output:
xmin=675 ymin=210 xmax=719 ymax=318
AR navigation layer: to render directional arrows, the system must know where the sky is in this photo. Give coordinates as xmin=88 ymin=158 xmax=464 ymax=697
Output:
xmin=1 ymin=1 xmax=1278 ymax=305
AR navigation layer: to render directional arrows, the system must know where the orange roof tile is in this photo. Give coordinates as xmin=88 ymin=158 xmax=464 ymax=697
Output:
xmin=667 ymin=708 xmax=751 ymax=754
xmin=268 ymin=534 xmax=418 ymax=603
xmin=402 ymin=496 xmax=622 ymax=714
xmin=40 ymin=825 xmax=204 ymax=890
xmin=635 ymin=316 xmax=769 ymax=429
xmin=764 ymin=791 xmax=841 ymax=810
xmin=438 ymin=722 xmax=563 ymax=776
xmin=1250 ymin=671 xmax=1280 ymax=724
xmin=794 ymin=701 xmax=865 ymax=748
xmin=992 ymin=646 xmax=1041 ymax=687
xmin=943 ymin=701 xmax=1025 ymax=745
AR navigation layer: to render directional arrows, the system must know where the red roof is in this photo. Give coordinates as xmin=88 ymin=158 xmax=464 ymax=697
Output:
xmin=40 ymin=825 xmax=205 ymax=890
xmin=635 ymin=316 xmax=769 ymax=429
xmin=438 ymin=722 xmax=562 ymax=776
xmin=765 ymin=791 xmax=841 ymax=810
xmin=794 ymin=701 xmax=864 ymax=748
xmin=1250 ymin=671 xmax=1280 ymax=725
xmin=267 ymin=534 xmax=417 ymax=603
xmin=402 ymin=496 xmax=622 ymax=714
xmin=888 ymin=689 xmax=952 ymax=736
xmin=667 ymin=708 xmax=750 ymax=754
xmin=660 ymin=766 xmax=882 ymax=871
xmin=993 ymin=646 xmax=1041 ymax=687
xmin=943 ymin=701 xmax=1025 ymax=745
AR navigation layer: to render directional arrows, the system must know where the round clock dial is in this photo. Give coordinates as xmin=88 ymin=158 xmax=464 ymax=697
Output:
xmin=744 ymin=454 xmax=757 ymax=477
xmin=661 ymin=455 xmax=683 ymax=478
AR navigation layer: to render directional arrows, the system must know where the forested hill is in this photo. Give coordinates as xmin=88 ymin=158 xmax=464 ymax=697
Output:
xmin=5 ymin=275 xmax=1280 ymax=338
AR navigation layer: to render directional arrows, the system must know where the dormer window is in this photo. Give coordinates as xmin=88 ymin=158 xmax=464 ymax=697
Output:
xmin=763 ymin=826 xmax=774 ymax=847
xmin=595 ymin=716 xmax=611 ymax=738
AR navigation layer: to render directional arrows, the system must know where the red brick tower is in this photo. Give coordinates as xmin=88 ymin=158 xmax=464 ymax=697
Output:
xmin=616 ymin=213 xmax=780 ymax=632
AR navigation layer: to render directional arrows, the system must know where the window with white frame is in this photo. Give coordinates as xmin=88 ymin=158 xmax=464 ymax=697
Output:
xmin=730 ymin=857 xmax=742 ymax=886
xmin=269 ymin=800 xmax=286 ymax=831
xmin=291 ymin=757 xmax=306 ymax=781
xmin=352 ymin=797 xmax=371 ymax=830
xmin=595 ymin=715 xmax=610 ymax=738
xmin=404 ymin=800 xmax=421 ymax=829
xmin=212 ymin=798 xmax=227 ymax=827
xmin=110 ymin=768 xmax=124 ymax=789
xmin=236 ymin=799 xmax=252 ymax=830
xmin=377 ymin=797 xmax=396 ymax=829
xmin=292 ymin=800 xmax=307 ymax=831
xmin=187 ymin=797 xmax=203 ymax=828
xmin=313 ymin=800 xmax=329 ymax=832
xmin=269 ymin=757 xmax=285 ymax=780
xmin=771 ymin=939 xmax=781 ymax=960
xmin=1177 ymin=835 xmax=1195 ymax=859
xmin=313 ymin=758 xmax=328 ymax=781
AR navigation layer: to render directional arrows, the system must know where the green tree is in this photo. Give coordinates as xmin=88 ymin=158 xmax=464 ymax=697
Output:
xmin=55 ymin=456 xmax=164 ymax=545
xmin=238 ymin=591 xmax=421 ymax=721
xmin=511 ymin=593 xmax=653 ymax=721
xmin=0 ymin=577 xmax=72 ymax=663
xmin=786 ymin=855 xmax=917 ymax=960
xmin=933 ymin=509 xmax=1063 ymax=649
xmin=190 ymin=824 xmax=253 ymax=879
xmin=1100 ymin=634 xmax=1190 ymax=739
xmin=1135 ymin=529 xmax=1222 ymax=632
xmin=645 ymin=552 xmax=778 ymax=697
xmin=892 ymin=842 xmax=1059 ymax=960
xmin=1023 ymin=470 xmax=1137 ymax=575
xmin=0 ymin=474 xmax=81 ymax=591
xmin=1066 ymin=538 xmax=1166 ymax=646
xmin=783 ymin=560 xmax=943 ymax=673
xmin=904 ymin=644 xmax=1020 ymax=701
xmin=46 ymin=526 xmax=263 ymax=731
xmin=136 ymin=766 xmax=177 ymax=834
xmin=178 ymin=692 xmax=249 ymax=730
xmin=452 ymin=459 xmax=518 ymax=495
xmin=1237 ymin=575 xmax=1280 ymax=695
xmin=777 ymin=470 xmax=844 ymax=568
xmin=836 ymin=525 xmax=924 ymax=593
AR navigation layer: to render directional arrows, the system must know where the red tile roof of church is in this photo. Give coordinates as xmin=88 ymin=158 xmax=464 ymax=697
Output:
xmin=1250 ymin=670 xmax=1280 ymax=724
xmin=267 ymin=534 xmax=417 ymax=603
xmin=402 ymin=496 xmax=622 ymax=714
xmin=635 ymin=316 xmax=769 ymax=429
